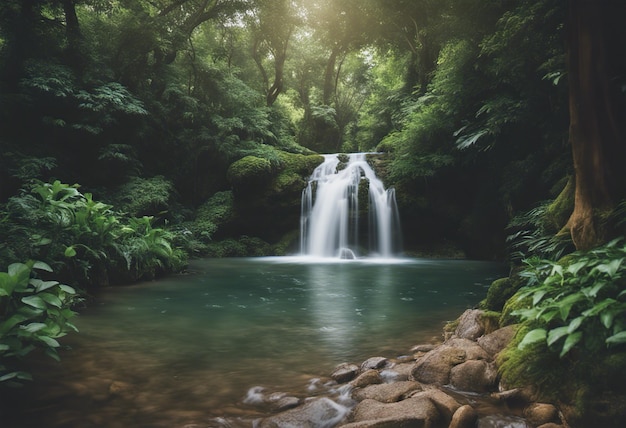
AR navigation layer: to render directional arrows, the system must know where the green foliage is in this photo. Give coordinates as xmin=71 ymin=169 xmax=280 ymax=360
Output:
xmin=0 ymin=180 xmax=185 ymax=286
xmin=204 ymin=236 xmax=271 ymax=258
xmin=512 ymin=239 xmax=626 ymax=358
xmin=183 ymin=191 xmax=235 ymax=253
xmin=507 ymin=203 xmax=574 ymax=262
xmin=108 ymin=176 xmax=174 ymax=218
xmin=0 ymin=261 xmax=78 ymax=386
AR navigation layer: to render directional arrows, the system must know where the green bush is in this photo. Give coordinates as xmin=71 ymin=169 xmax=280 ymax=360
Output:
xmin=0 ymin=261 xmax=78 ymax=386
xmin=512 ymin=238 xmax=626 ymax=358
xmin=0 ymin=180 xmax=185 ymax=286
xmin=108 ymin=176 xmax=175 ymax=218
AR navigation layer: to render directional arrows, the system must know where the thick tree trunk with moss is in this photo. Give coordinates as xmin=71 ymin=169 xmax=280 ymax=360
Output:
xmin=565 ymin=0 xmax=626 ymax=250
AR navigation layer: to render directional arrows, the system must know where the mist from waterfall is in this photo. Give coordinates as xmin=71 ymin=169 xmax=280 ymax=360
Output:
xmin=300 ymin=153 xmax=402 ymax=259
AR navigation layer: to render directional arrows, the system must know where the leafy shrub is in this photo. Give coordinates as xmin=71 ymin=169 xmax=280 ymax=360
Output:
xmin=0 ymin=261 xmax=78 ymax=386
xmin=0 ymin=180 xmax=185 ymax=286
xmin=108 ymin=175 xmax=175 ymax=218
xmin=512 ymin=238 xmax=626 ymax=358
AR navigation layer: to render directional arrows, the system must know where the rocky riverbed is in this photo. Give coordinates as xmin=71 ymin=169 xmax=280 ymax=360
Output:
xmin=235 ymin=309 xmax=567 ymax=428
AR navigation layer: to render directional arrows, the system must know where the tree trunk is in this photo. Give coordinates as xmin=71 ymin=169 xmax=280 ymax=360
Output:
xmin=565 ymin=0 xmax=626 ymax=250
xmin=61 ymin=0 xmax=84 ymax=72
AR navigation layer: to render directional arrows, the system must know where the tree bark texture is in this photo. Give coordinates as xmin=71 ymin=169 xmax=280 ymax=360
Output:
xmin=566 ymin=0 xmax=626 ymax=250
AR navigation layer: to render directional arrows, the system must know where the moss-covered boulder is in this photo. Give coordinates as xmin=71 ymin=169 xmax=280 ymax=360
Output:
xmin=227 ymin=151 xmax=323 ymax=246
xmin=480 ymin=276 xmax=525 ymax=312
xmin=227 ymin=156 xmax=274 ymax=192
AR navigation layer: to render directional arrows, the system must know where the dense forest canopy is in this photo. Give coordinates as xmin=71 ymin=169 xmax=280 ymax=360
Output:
xmin=1 ymin=0 xmax=625 ymax=260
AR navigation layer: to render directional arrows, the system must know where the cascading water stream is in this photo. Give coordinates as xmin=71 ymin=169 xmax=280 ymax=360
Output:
xmin=300 ymin=153 xmax=402 ymax=259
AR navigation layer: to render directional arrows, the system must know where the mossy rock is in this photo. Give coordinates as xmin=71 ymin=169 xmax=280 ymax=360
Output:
xmin=542 ymin=176 xmax=574 ymax=233
xmin=186 ymin=191 xmax=235 ymax=244
xmin=480 ymin=276 xmax=525 ymax=312
xmin=274 ymin=171 xmax=305 ymax=194
xmin=227 ymin=156 xmax=274 ymax=190
xmin=277 ymin=152 xmax=324 ymax=175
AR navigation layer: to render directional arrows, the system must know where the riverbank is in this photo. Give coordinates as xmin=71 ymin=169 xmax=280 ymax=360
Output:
xmin=242 ymin=308 xmax=566 ymax=428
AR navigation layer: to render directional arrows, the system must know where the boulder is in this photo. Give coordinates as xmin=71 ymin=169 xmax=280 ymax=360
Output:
xmin=410 ymin=346 xmax=466 ymax=385
xmin=523 ymin=403 xmax=559 ymax=426
xmin=361 ymin=357 xmax=389 ymax=371
xmin=258 ymin=397 xmax=349 ymax=428
xmin=408 ymin=388 xmax=461 ymax=422
xmin=349 ymin=396 xmax=440 ymax=427
xmin=477 ymin=325 xmax=517 ymax=356
xmin=332 ymin=363 xmax=360 ymax=383
xmin=445 ymin=337 xmax=490 ymax=360
xmin=352 ymin=381 xmax=423 ymax=403
xmin=270 ymin=396 xmax=300 ymax=412
xmin=380 ymin=364 xmax=412 ymax=382
xmin=455 ymin=309 xmax=486 ymax=340
xmin=449 ymin=405 xmax=478 ymax=428
xmin=351 ymin=370 xmax=383 ymax=388
xmin=450 ymin=360 xmax=498 ymax=392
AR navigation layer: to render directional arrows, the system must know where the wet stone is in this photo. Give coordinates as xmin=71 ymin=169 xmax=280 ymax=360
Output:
xmin=360 ymin=356 xmax=389 ymax=371
xmin=331 ymin=363 xmax=360 ymax=383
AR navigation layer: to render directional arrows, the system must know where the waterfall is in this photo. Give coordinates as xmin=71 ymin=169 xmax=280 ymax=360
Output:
xmin=300 ymin=153 xmax=402 ymax=259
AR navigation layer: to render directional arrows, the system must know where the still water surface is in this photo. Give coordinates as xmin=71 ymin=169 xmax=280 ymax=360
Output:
xmin=1 ymin=257 xmax=505 ymax=427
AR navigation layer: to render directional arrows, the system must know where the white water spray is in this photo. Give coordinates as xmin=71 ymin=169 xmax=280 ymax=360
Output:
xmin=300 ymin=153 xmax=401 ymax=259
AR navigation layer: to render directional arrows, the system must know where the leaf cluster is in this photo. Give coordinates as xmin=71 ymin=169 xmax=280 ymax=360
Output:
xmin=513 ymin=239 xmax=626 ymax=358
xmin=0 ymin=261 xmax=78 ymax=386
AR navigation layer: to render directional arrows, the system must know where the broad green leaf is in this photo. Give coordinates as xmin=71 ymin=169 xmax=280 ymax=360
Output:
xmin=518 ymin=328 xmax=547 ymax=350
xmin=39 ymin=292 xmax=62 ymax=308
xmin=59 ymin=284 xmax=76 ymax=294
xmin=8 ymin=263 xmax=31 ymax=285
xmin=601 ymin=310 xmax=616 ymax=329
xmin=567 ymin=316 xmax=584 ymax=334
xmin=559 ymin=293 xmax=583 ymax=321
xmin=0 ymin=344 xmax=10 ymax=351
xmin=547 ymin=326 xmax=569 ymax=346
xmin=532 ymin=289 xmax=548 ymax=306
xmin=64 ymin=246 xmax=77 ymax=257
xmin=21 ymin=296 xmax=47 ymax=310
xmin=0 ymin=272 xmax=17 ymax=295
xmin=595 ymin=258 xmax=624 ymax=278
xmin=0 ymin=314 xmax=29 ymax=335
xmin=606 ymin=331 xmax=626 ymax=346
xmin=560 ymin=331 xmax=582 ymax=358
xmin=539 ymin=307 xmax=560 ymax=323
xmin=582 ymin=298 xmax=616 ymax=317
xmin=22 ymin=323 xmax=47 ymax=333
xmin=30 ymin=279 xmax=59 ymax=292
xmin=583 ymin=281 xmax=607 ymax=298
xmin=550 ymin=264 xmax=564 ymax=278
xmin=0 ymin=372 xmax=18 ymax=382
xmin=566 ymin=261 xmax=587 ymax=276
xmin=32 ymin=261 xmax=53 ymax=272
xmin=37 ymin=336 xmax=60 ymax=348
